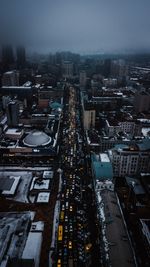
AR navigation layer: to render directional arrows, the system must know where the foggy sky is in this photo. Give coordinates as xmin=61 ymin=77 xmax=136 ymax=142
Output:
xmin=0 ymin=0 xmax=150 ymax=54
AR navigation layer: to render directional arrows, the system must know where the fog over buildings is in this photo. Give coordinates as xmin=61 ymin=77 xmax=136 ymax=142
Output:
xmin=0 ymin=1 xmax=150 ymax=267
xmin=0 ymin=0 xmax=150 ymax=54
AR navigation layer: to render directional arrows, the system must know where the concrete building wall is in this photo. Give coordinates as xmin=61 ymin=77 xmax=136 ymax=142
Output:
xmin=83 ymin=109 xmax=95 ymax=130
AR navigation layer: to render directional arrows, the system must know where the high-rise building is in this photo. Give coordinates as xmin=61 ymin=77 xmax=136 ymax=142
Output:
xmin=109 ymin=140 xmax=150 ymax=177
xmin=62 ymin=61 xmax=73 ymax=78
xmin=79 ymin=70 xmax=87 ymax=88
xmin=134 ymin=91 xmax=150 ymax=113
xmin=111 ymin=59 xmax=128 ymax=78
xmin=2 ymin=96 xmax=11 ymax=110
xmin=6 ymin=101 xmax=19 ymax=127
xmin=103 ymin=59 xmax=111 ymax=77
xmin=16 ymin=46 xmax=26 ymax=68
xmin=2 ymin=70 xmax=19 ymax=86
xmin=2 ymin=45 xmax=14 ymax=70
xmin=82 ymin=103 xmax=96 ymax=130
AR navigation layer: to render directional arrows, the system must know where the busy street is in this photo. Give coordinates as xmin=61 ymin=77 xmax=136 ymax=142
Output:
xmin=54 ymin=86 xmax=100 ymax=267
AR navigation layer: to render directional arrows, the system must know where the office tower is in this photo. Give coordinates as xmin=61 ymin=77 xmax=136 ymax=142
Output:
xmin=111 ymin=59 xmax=128 ymax=78
xmin=2 ymin=96 xmax=11 ymax=110
xmin=2 ymin=70 xmax=19 ymax=86
xmin=134 ymin=91 xmax=150 ymax=113
xmin=6 ymin=101 xmax=19 ymax=127
xmin=103 ymin=59 xmax=111 ymax=77
xmin=2 ymin=45 xmax=14 ymax=70
xmin=80 ymin=70 xmax=87 ymax=88
xmin=16 ymin=46 xmax=26 ymax=68
xmin=62 ymin=61 xmax=73 ymax=78
xmin=110 ymin=141 xmax=150 ymax=177
xmin=83 ymin=103 xmax=96 ymax=130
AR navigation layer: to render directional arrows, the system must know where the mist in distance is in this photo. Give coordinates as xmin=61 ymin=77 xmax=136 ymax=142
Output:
xmin=0 ymin=0 xmax=150 ymax=54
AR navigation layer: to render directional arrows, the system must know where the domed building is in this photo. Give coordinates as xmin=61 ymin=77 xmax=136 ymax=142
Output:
xmin=23 ymin=130 xmax=51 ymax=147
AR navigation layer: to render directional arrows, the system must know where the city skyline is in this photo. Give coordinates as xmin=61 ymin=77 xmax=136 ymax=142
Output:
xmin=0 ymin=0 xmax=150 ymax=54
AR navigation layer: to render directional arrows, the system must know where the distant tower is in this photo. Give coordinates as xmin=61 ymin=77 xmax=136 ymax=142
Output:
xmin=62 ymin=61 xmax=73 ymax=78
xmin=111 ymin=59 xmax=128 ymax=78
xmin=80 ymin=70 xmax=87 ymax=88
xmin=6 ymin=101 xmax=19 ymax=127
xmin=2 ymin=70 xmax=19 ymax=86
xmin=2 ymin=45 xmax=14 ymax=70
xmin=2 ymin=96 xmax=11 ymax=110
xmin=16 ymin=46 xmax=26 ymax=69
xmin=134 ymin=91 xmax=150 ymax=113
xmin=103 ymin=59 xmax=111 ymax=77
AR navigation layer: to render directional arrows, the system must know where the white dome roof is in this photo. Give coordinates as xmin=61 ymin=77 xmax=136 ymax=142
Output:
xmin=23 ymin=131 xmax=51 ymax=147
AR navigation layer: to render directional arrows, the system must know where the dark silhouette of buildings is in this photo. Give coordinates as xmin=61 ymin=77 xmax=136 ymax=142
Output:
xmin=2 ymin=45 xmax=14 ymax=71
xmin=6 ymin=100 xmax=19 ymax=127
xmin=16 ymin=46 xmax=26 ymax=69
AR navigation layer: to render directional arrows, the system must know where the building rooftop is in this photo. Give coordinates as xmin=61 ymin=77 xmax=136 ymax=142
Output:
xmin=30 ymin=177 xmax=50 ymax=191
xmin=92 ymin=154 xmax=113 ymax=181
xmin=22 ymin=232 xmax=42 ymax=267
xmin=100 ymin=153 xmax=110 ymax=163
xmin=0 ymin=212 xmax=35 ymax=266
xmin=113 ymin=139 xmax=150 ymax=152
xmin=43 ymin=171 xmax=53 ymax=179
xmin=97 ymin=190 xmax=135 ymax=267
xmin=23 ymin=131 xmax=51 ymax=147
xmin=36 ymin=192 xmax=50 ymax=203
xmin=2 ymin=86 xmax=32 ymax=90
xmin=137 ymin=138 xmax=150 ymax=151
xmin=0 ymin=176 xmax=20 ymax=196
xmin=125 ymin=177 xmax=146 ymax=195
xmin=5 ymin=128 xmax=23 ymax=135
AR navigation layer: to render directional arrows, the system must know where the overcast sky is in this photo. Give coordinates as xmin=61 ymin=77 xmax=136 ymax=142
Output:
xmin=0 ymin=0 xmax=150 ymax=54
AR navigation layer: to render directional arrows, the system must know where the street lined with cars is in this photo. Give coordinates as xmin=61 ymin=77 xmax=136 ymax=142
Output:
xmin=54 ymin=86 xmax=100 ymax=267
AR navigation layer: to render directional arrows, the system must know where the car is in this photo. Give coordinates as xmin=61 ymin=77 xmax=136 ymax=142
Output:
xmin=85 ymin=243 xmax=92 ymax=251
xmin=65 ymin=215 xmax=68 ymax=222
xmin=64 ymin=248 xmax=67 ymax=256
xmin=58 ymin=249 xmax=62 ymax=257
xmin=65 ymin=193 xmax=69 ymax=199
xmin=57 ymin=259 xmax=61 ymax=267
xmin=69 ymin=225 xmax=73 ymax=232
xmin=64 ymin=238 xmax=68 ymax=245
xmin=75 ymin=197 xmax=80 ymax=202
xmin=70 ymin=190 xmax=73 ymax=195
xmin=64 ymin=226 xmax=68 ymax=233
xmin=69 ymin=205 xmax=73 ymax=212
xmin=68 ymin=241 xmax=72 ymax=249
xmin=77 ymin=210 xmax=84 ymax=215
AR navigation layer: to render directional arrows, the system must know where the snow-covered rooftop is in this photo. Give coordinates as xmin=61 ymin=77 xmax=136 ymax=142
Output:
xmin=30 ymin=177 xmax=50 ymax=191
xmin=100 ymin=153 xmax=110 ymax=163
xmin=142 ymin=127 xmax=150 ymax=137
xmin=22 ymin=232 xmax=42 ymax=267
xmin=43 ymin=170 xmax=53 ymax=179
xmin=5 ymin=128 xmax=23 ymax=135
xmin=36 ymin=192 xmax=50 ymax=203
xmin=30 ymin=221 xmax=44 ymax=232
xmin=1 ymin=176 xmax=21 ymax=196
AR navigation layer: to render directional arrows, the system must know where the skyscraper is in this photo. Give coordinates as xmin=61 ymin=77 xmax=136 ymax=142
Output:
xmin=79 ymin=70 xmax=87 ymax=88
xmin=16 ymin=46 xmax=26 ymax=69
xmin=62 ymin=61 xmax=73 ymax=78
xmin=134 ymin=91 xmax=150 ymax=113
xmin=2 ymin=45 xmax=14 ymax=70
xmin=6 ymin=101 xmax=19 ymax=127
xmin=2 ymin=70 xmax=19 ymax=86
